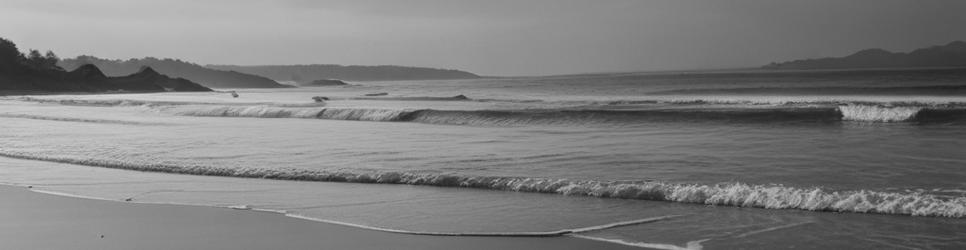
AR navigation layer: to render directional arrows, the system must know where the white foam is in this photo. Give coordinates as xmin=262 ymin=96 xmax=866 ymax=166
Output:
xmin=15 ymin=96 xmax=966 ymax=125
xmin=570 ymin=235 xmax=708 ymax=250
xmin=838 ymin=105 xmax=922 ymax=122
xmin=631 ymin=95 xmax=966 ymax=107
xmin=317 ymin=108 xmax=413 ymax=121
xmin=29 ymin=188 xmax=123 ymax=202
xmin=286 ymin=214 xmax=678 ymax=237
xmin=567 ymin=215 xmax=683 ymax=234
xmin=13 ymin=182 xmax=670 ymax=245
xmin=147 ymin=104 xmax=414 ymax=121
xmin=2 ymin=150 xmax=963 ymax=218
xmin=228 ymin=204 xmax=252 ymax=210
xmin=168 ymin=105 xmax=326 ymax=119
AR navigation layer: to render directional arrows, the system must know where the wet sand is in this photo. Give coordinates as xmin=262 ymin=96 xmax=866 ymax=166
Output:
xmin=0 ymin=185 xmax=636 ymax=250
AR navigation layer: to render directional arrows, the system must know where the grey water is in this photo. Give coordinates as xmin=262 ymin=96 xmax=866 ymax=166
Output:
xmin=2 ymin=68 xmax=965 ymax=249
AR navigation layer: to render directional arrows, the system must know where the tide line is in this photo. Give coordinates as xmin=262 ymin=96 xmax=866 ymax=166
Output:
xmin=285 ymin=214 xmax=682 ymax=237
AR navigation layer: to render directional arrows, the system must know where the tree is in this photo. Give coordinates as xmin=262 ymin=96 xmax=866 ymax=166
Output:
xmin=26 ymin=49 xmax=44 ymax=69
xmin=21 ymin=49 xmax=63 ymax=71
xmin=43 ymin=50 xmax=61 ymax=70
xmin=0 ymin=37 xmax=25 ymax=71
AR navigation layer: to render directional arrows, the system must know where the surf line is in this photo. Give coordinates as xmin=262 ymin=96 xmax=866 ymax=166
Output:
xmin=0 ymin=113 xmax=170 ymax=126
xmin=286 ymin=214 xmax=684 ymax=237
xmin=24 ymin=184 xmax=681 ymax=238
xmin=17 ymin=184 xmax=690 ymax=249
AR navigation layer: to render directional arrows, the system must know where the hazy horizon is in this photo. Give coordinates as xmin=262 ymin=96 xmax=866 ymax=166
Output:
xmin=4 ymin=2 xmax=966 ymax=249
xmin=2 ymin=0 xmax=965 ymax=76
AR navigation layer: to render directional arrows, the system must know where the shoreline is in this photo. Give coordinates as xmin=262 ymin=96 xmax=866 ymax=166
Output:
xmin=0 ymin=185 xmax=639 ymax=250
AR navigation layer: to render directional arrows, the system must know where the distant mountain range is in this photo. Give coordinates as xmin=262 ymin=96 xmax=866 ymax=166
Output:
xmin=59 ymin=56 xmax=289 ymax=89
xmin=206 ymin=64 xmax=480 ymax=83
xmin=0 ymin=37 xmax=210 ymax=93
xmin=764 ymin=41 xmax=966 ymax=70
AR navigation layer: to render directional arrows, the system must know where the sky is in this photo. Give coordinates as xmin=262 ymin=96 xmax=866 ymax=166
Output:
xmin=2 ymin=0 xmax=965 ymax=76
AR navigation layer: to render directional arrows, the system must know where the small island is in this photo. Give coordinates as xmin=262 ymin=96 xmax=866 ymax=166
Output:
xmin=0 ymin=37 xmax=211 ymax=93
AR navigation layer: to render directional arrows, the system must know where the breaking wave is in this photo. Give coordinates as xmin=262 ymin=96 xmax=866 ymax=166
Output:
xmin=162 ymin=105 xmax=327 ymax=119
xmin=13 ymin=97 xmax=966 ymax=125
xmin=158 ymin=105 xmax=966 ymax=126
xmin=0 ymin=150 xmax=964 ymax=218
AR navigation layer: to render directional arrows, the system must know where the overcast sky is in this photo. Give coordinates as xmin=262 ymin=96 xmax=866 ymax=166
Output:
xmin=2 ymin=0 xmax=965 ymax=76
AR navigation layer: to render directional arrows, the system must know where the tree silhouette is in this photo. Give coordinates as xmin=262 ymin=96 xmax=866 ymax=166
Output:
xmin=43 ymin=50 xmax=61 ymax=70
xmin=26 ymin=49 xmax=44 ymax=69
xmin=0 ymin=37 xmax=25 ymax=71
xmin=21 ymin=49 xmax=62 ymax=71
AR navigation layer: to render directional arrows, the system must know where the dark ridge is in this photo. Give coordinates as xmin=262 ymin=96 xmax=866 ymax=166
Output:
xmin=301 ymin=79 xmax=348 ymax=86
xmin=206 ymin=64 xmax=480 ymax=83
xmin=136 ymin=66 xmax=160 ymax=76
xmin=59 ymin=56 xmax=290 ymax=88
xmin=111 ymin=66 xmax=212 ymax=92
xmin=764 ymin=41 xmax=966 ymax=70
xmin=0 ymin=37 xmax=211 ymax=93
xmin=68 ymin=64 xmax=108 ymax=80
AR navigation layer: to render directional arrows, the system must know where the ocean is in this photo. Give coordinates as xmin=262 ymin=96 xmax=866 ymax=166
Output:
xmin=1 ymin=68 xmax=965 ymax=249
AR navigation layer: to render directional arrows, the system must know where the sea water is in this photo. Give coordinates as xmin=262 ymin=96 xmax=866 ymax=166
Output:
xmin=1 ymin=68 xmax=965 ymax=249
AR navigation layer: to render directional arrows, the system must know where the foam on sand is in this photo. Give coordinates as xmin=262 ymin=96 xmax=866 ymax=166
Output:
xmin=286 ymin=214 xmax=681 ymax=237
xmin=1 ymin=185 xmax=638 ymax=250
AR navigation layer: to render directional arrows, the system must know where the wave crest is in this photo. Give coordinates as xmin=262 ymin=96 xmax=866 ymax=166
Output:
xmin=12 ymin=97 xmax=966 ymax=125
xmin=164 ymin=105 xmax=326 ymax=119
xmin=319 ymin=108 xmax=414 ymax=121
xmin=1 ymin=150 xmax=963 ymax=218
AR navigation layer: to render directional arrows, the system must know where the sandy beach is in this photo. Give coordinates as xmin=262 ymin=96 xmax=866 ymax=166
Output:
xmin=0 ymin=185 xmax=636 ymax=250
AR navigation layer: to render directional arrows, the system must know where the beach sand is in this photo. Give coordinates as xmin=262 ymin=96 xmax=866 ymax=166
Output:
xmin=0 ymin=185 xmax=637 ymax=250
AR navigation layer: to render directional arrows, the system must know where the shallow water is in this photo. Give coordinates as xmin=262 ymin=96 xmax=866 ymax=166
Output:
xmin=1 ymin=69 xmax=965 ymax=249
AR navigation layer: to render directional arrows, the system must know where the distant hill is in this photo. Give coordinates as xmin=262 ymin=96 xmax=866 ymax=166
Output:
xmin=59 ymin=56 xmax=289 ymax=89
xmin=0 ymin=37 xmax=210 ymax=93
xmin=206 ymin=64 xmax=480 ymax=83
xmin=764 ymin=41 xmax=966 ymax=70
